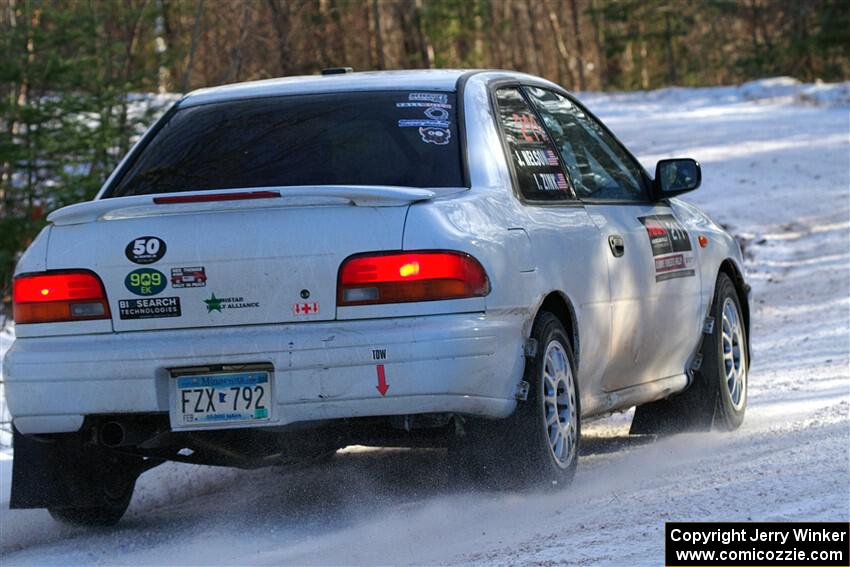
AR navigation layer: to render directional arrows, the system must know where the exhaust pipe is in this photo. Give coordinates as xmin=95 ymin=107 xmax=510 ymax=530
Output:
xmin=99 ymin=421 xmax=126 ymax=448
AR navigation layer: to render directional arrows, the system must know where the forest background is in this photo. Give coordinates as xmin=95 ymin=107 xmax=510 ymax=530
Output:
xmin=1 ymin=0 xmax=848 ymax=309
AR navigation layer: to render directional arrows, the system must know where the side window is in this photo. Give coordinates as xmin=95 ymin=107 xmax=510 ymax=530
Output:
xmin=524 ymin=87 xmax=648 ymax=202
xmin=493 ymin=87 xmax=575 ymax=202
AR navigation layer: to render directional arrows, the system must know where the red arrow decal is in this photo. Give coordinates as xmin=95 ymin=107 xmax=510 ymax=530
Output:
xmin=376 ymin=364 xmax=389 ymax=396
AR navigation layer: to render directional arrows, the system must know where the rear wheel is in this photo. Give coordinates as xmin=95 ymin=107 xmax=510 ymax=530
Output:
xmin=48 ymin=473 xmax=136 ymax=527
xmin=47 ymin=459 xmax=139 ymax=526
xmin=452 ymin=312 xmax=580 ymax=487
xmin=630 ymin=272 xmax=748 ymax=434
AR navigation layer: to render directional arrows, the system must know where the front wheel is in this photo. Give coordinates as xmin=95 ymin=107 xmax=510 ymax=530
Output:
xmin=705 ymin=275 xmax=748 ymax=430
xmin=630 ymin=272 xmax=748 ymax=434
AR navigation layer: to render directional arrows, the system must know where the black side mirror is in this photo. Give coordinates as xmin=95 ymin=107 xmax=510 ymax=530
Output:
xmin=652 ymin=158 xmax=701 ymax=200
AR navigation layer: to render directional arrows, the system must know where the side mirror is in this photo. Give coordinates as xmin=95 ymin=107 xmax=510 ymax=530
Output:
xmin=652 ymin=158 xmax=701 ymax=200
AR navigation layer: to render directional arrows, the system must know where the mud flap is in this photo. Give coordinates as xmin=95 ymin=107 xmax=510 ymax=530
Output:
xmin=11 ymin=426 xmax=144 ymax=509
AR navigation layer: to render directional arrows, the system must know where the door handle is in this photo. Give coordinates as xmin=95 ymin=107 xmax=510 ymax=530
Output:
xmin=608 ymin=235 xmax=625 ymax=257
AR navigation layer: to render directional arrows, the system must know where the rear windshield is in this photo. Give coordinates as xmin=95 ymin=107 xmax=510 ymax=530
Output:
xmin=106 ymin=91 xmax=463 ymax=197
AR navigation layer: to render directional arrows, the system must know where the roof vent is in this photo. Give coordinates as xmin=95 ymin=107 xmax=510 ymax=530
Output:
xmin=321 ymin=67 xmax=353 ymax=76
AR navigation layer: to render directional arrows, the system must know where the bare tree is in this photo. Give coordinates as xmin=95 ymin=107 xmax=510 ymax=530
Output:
xmin=548 ymin=2 xmax=576 ymax=88
xmin=181 ymin=0 xmax=205 ymax=92
xmin=372 ymin=0 xmax=385 ymax=69
xmin=569 ymin=0 xmax=587 ymax=90
xmin=229 ymin=0 xmax=252 ymax=82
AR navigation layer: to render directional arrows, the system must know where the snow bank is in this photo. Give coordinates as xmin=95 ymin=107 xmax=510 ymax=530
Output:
xmin=580 ymin=76 xmax=850 ymax=108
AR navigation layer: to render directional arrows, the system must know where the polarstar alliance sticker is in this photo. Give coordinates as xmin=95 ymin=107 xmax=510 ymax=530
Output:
xmin=204 ymin=293 xmax=223 ymax=313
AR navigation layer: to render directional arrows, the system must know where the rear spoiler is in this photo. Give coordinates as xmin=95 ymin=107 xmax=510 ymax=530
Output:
xmin=47 ymin=185 xmax=439 ymax=226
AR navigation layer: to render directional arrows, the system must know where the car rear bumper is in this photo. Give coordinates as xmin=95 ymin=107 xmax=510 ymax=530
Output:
xmin=4 ymin=313 xmax=525 ymax=434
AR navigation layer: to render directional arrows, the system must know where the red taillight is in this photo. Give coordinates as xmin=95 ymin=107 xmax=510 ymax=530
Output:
xmin=153 ymin=191 xmax=280 ymax=204
xmin=13 ymin=271 xmax=110 ymax=324
xmin=338 ymin=251 xmax=489 ymax=306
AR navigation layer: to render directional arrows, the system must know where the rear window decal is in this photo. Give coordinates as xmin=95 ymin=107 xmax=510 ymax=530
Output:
xmin=419 ymin=127 xmax=451 ymax=145
xmin=395 ymin=102 xmax=452 ymax=109
xmin=397 ymin=119 xmax=450 ymax=128
xmin=119 ymin=297 xmax=181 ymax=319
xmin=396 ymin=93 xmax=454 ymax=145
xmin=423 ymin=106 xmax=449 ymax=121
xmin=408 ymin=92 xmax=448 ymax=104
xmin=639 ymin=214 xmax=696 ymax=281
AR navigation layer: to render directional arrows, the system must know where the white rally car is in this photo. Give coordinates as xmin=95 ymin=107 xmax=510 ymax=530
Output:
xmin=5 ymin=70 xmax=750 ymax=525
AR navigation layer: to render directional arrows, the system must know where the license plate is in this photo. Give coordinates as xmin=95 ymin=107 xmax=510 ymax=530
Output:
xmin=173 ymin=371 xmax=271 ymax=427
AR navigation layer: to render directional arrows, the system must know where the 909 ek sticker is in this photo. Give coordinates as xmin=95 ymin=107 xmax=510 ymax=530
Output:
xmin=124 ymin=268 xmax=167 ymax=296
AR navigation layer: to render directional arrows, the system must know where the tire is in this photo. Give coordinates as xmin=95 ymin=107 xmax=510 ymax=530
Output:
xmin=451 ymin=311 xmax=580 ymax=488
xmin=703 ymin=273 xmax=748 ymax=430
xmin=630 ymin=272 xmax=748 ymax=434
xmin=48 ymin=475 xmax=136 ymax=527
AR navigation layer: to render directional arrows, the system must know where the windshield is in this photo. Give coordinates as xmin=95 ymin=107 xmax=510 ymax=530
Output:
xmin=105 ymin=91 xmax=463 ymax=197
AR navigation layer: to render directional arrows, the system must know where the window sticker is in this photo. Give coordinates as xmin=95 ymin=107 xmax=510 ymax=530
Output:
xmin=419 ymin=127 xmax=451 ymax=145
xmin=531 ymin=172 xmax=570 ymax=192
xmin=494 ymin=87 xmax=574 ymax=201
xmin=396 ymin=102 xmax=452 ymax=109
xmin=509 ymin=112 xmax=549 ymax=145
xmin=396 ymin=92 xmax=454 ymax=145
xmin=398 ymin=119 xmax=450 ymax=128
xmin=514 ymin=148 xmax=560 ymax=167
xmin=408 ymin=92 xmax=448 ymax=104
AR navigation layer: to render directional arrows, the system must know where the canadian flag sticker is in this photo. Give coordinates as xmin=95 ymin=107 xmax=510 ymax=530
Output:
xmin=291 ymin=302 xmax=320 ymax=315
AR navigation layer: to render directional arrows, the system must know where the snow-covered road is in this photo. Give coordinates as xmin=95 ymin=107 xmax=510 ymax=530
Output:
xmin=1 ymin=79 xmax=848 ymax=566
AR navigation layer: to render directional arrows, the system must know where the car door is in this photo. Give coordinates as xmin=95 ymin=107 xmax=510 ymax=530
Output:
xmin=524 ymin=86 xmax=703 ymax=391
xmin=491 ymin=86 xmax=613 ymax=400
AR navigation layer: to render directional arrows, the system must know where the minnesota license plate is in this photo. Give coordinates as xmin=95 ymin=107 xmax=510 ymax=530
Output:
xmin=173 ymin=371 xmax=271 ymax=427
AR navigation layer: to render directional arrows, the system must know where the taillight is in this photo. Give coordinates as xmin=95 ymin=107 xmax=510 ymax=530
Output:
xmin=13 ymin=271 xmax=110 ymax=324
xmin=338 ymin=251 xmax=489 ymax=306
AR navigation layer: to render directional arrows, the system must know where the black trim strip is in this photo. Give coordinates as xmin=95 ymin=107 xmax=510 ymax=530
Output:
xmin=455 ymin=71 xmax=483 ymax=189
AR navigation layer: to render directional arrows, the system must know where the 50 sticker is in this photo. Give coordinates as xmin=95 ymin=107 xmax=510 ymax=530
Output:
xmin=125 ymin=236 xmax=167 ymax=264
xmin=125 ymin=268 xmax=167 ymax=296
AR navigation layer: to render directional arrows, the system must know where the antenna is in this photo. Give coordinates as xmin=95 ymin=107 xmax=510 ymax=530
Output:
xmin=321 ymin=67 xmax=353 ymax=76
